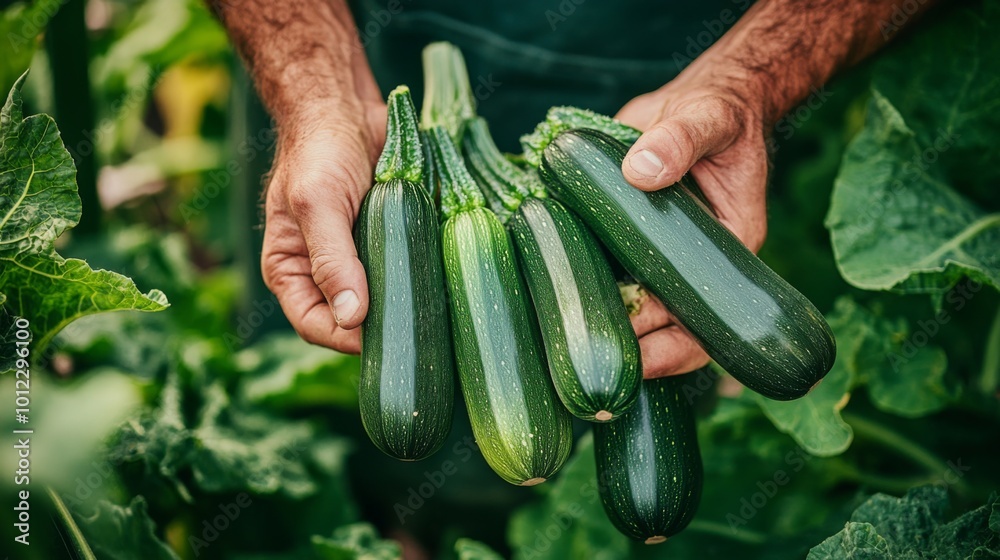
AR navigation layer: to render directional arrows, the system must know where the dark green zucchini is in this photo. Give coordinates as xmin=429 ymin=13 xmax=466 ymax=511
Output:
xmin=428 ymin=124 xmax=572 ymax=485
xmin=594 ymin=375 xmax=703 ymax=544
xmin=540 ymin=129 xmax=836 ymax=400
xmin=355 ymin=86 xmax=453 ymax=461
xmin=463 ymin=117 xmax=641 ymax=422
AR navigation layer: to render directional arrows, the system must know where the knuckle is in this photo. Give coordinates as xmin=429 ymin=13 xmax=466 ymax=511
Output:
xmin=654 ymin=120 xmax=698 ymax=162
xmin=311 ymin=256 xmax=348 ymax=296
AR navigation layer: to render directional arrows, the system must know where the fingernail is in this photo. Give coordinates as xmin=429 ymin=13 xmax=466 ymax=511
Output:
xmin=627 ymin=150 xmax=663 ymax=178
xmin=332 ymin=290 xmax=360 ymax=325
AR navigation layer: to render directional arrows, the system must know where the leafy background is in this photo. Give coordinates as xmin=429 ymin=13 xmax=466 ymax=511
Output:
xmin=0 ymin=1 xmax=998 ymax=559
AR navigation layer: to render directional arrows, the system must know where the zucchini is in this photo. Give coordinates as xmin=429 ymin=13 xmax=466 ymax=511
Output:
xmin=355 ymin=86 xmax=453 ymax=461
xmin=593 ymin=375 xmax=703 ymax=544
xmin=464 ymin=117 xmax=641 ymax=422
xmin=428 ymin=124 xmax=572 ymax=485
xmin=540 ymin=129 xmax=836 ymax=400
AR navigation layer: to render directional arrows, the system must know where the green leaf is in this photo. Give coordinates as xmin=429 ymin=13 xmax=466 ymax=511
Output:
xmin=808 ymin=487 xmax=1000 ymax=559
xmin=75 ymin=496 xmax=180 ymax=560
xmin=0 ymin=72 xmax=168 ymax=351
xmin=758 ymin=297 xmax=955 ymax=454
xmin=826 ymin=4 xmax=1000 ymax=298
xmin=0 ymin=0 xmax=62 ymax=95
xmin=311 ymin=523 xmax=402 ymax=560
xmin=0 ymin=303 xmax=23 ymax=374
xmin=112 ymin=371 xmax=354 ymax=502
xmin=756 ymin=371 xmax=853 ymax=457
xmin=756 ymin=299 xmax=867 ymax=457
xmin=455 ymin=538 xmax=505 ymax=560
xmin=237 ymin=333 xmax=361 ymax=410
xmin=807 ymin=522 xmax=890 ymax=560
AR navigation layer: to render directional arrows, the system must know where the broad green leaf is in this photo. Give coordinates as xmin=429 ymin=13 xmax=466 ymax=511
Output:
xmin=758 ymin=297 xmax=955 ymax=454
xmin=756 ymin=364 xmax=853 ymax=457
xmin=809 ymin=487 xmax=1000 ymax=559
xmin=847 ymin=299 xmax=955 ymax=418
xmin=0 ymin=72 xmax=168 ymax=350
xmin=311 ymin=523 xmax=402 ymax=560
xmin=112 ymin=371 xmax=354 ymax=503
xmin=807 ymin=522 xmax=890 ymax=560
xmin=757 ymin=300 xmax=868 ymax=457
xmin=74 ymin=496 xmax=180 ymax=560
xmin=237 ymin=333 xmax=361 ymax=410
xmin=826 ymin=4 xmax=1000 ymax=298
xmin=0 ymin=0 xmax=62 ymax=95
xmin=0 ymin=303 xmax=22 ymax=373
xmin=455 ymin=538 xmax=505 ymax=560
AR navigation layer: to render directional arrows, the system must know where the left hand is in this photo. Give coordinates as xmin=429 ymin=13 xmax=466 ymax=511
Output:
xmin=615 ymin=72 xmax=769 ymax=379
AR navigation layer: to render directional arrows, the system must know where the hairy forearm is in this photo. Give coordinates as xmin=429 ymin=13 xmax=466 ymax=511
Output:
xmin=689 ymin=0 xmax=938 ymax=126
xmin=207 ymin=0 xmax=378 ymax=129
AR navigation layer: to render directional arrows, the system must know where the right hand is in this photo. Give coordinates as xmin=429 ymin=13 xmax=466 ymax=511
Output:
xmin=261 ymin=101 xmax=387 ymax=353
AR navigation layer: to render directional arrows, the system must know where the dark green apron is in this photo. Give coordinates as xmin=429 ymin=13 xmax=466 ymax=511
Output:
xmin=352 ymin=0 xmax=748 ymax=150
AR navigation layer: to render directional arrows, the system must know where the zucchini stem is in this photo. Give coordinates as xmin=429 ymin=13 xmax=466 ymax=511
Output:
xmin=420 ymin=42 xmax=476 ymax=143
xmin=463 ymin=117 xmax=546 ymax=215
xmin=375 ymin=86 xmax=424 ymax=184
xmin=685 ymin=519 xmax=768 ymax=545
xmin=426 ymin=126 xmax=484 ymax=218
xmin=843 ymin=412 xmax=972 ymax=496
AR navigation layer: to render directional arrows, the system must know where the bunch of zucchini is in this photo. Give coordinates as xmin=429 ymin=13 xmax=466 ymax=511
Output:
xmin=353 ymin=42 xmax=836 ymax=544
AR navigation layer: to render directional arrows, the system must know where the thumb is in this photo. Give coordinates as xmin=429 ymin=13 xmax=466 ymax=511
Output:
xmin=622 ymin=100 xmax=742 ymax=191
xmin=286 ymin=177 xmax=370 ymax=330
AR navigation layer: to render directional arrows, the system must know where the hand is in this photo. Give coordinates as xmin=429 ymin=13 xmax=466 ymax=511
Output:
xmin=615 ymin=71 xmax=769 ymax=379
xmin=261 ymin=100 xmax=387 ymax=353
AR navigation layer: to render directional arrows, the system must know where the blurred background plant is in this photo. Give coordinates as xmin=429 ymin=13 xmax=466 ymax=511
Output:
xmin=0 ymin=0 xmax=997 ymax=559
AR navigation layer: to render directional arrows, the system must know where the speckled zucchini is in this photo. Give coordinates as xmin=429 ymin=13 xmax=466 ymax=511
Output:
xmin=355 ymin=86 xmax=453 ymax=461
xmin=427 ymin=124 xmax=572 ymax=485
xmin=593 ymin=375 xmax=703 ymax=544
xmin=463 ymin=117 xmax=641 ymax=422
xmin=540 ymin=129 xmax=836 ymax=401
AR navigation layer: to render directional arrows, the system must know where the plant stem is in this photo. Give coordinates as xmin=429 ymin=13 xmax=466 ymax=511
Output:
xmin=842 ymin=412 xmax=971 ymax=495
xmin=419 ymin=42 xmax=475 ymax=143
xmin=978 ymin=304 xmax=1000 ymax=397
xmin=686 ymin=519 xmax=768 ymax=545
xmin=48 ymin=486 xmax=97 ymax=560
xmin=830 ymin=460 xmax=939 ymax=494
